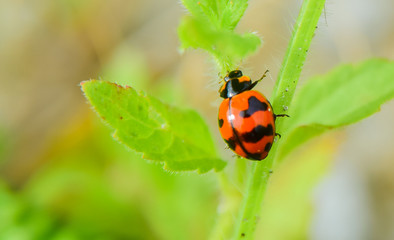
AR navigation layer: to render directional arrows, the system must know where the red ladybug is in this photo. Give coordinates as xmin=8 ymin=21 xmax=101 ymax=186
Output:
xmin=218 ymin=70 xmax=287 ymax=160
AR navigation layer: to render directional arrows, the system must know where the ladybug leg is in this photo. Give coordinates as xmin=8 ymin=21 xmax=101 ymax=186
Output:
xmin=257 ymin=69 xmax=269 ymax=82
xmin=233 ymin=154 xmax=242 ymax=159
xmin=247 ymin=70 xmax=269 ymax=90
xmin=274 ymin=114 xmax=290 ymax=121
xmin=274 ymin=114 xmax=289 ymax=140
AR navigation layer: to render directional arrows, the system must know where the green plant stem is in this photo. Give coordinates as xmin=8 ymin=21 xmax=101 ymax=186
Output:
xmin=232 ymin=0 xmax=325 ymax=239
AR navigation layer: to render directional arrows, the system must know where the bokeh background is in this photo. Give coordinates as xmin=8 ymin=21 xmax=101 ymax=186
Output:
xmin=1 ymin=0 xmax=394 ymax=239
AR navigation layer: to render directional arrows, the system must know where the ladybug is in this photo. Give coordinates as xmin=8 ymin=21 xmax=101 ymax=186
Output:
xmin=218 ymin=70 xmax=287 ymax=160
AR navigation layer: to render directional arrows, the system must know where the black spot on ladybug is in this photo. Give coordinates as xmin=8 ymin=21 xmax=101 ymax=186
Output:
xmin=247 ymin=152 xmax=262 ymax=160
xmin=242 ymin=124 xmax=274 ymax=143
xmin=224 ymin=138 xmax=236 ymax=150
xmin=239 ymin=96 xmax=268 ymax=118
xmin=218 ymin=118 xmax=224 ymax=128
xmin=264 ymin=142 xmax=272 ymax=152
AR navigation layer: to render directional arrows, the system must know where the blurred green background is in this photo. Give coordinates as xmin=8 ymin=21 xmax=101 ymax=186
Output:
xmin=1 ymin=0 xmax=394 ymax=239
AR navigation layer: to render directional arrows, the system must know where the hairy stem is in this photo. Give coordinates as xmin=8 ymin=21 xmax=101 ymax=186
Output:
xmin=232 ymin=0 xmax=326 ymax=239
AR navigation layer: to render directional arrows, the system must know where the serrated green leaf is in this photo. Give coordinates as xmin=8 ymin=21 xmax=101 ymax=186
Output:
xmin=81 ymin=80 xmax=226 ymax=173
xmin=179 ymin=0 xmax=259 ymax=72
xmin=180 ymin=0 xmax=211 ymax=24
xmin=218 ymin=0 xmax=248 ymax=30
xmin=178 ymin=17 xmax=260 ymax=57
xmin=277 ymin=59 xmax=394 ymax=161
xmin=181 ymin=0 xmax=248 ymax=30
xmin=178 ymin=16 xmax=261 ymax=70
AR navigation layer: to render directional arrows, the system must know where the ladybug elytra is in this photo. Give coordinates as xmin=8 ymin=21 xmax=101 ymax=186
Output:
xmin=218 ymin=70 xmax=287 ymax=160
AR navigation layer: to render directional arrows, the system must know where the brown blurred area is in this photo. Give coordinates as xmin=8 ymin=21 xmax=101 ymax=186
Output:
xmin=0 ymin=0 xmax=394 ymax=239
xmin=0 ymin=0 xmax=183 ymax=185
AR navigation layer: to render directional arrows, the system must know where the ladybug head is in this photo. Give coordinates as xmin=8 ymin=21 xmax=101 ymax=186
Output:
xmin=224 ymin=70 xmax=243 ymax=82
xmin=219 ymin=70 xmax=252 ymax=98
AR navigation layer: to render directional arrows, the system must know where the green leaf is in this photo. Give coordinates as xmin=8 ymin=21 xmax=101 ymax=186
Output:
xmin=180 ymin=0 xmax=213 ymax=26
xmin=278 ymin=59 xmax=394 ymax=161
xmin=81 ymin=80 xmax=226 ymax=173
xmin=180 ymin=0 xmax=248 ymax=30
xmin=178 ymin=0 xmax=260 ymax=72
xmin=218 ymin=0 xmax=249 ymax=30
xmin=178 ymin=16 xmax=261 ymax=71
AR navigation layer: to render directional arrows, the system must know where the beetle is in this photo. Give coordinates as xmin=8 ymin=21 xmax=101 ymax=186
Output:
xmin=218 ymin=70 xmax=287 ymax=160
